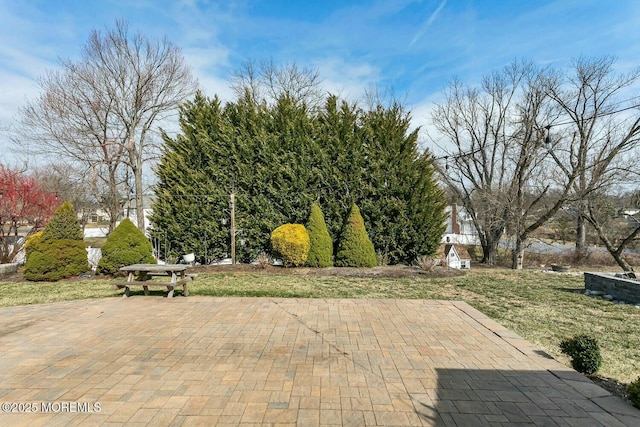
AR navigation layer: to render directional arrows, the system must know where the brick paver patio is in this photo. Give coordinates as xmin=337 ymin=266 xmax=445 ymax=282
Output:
xmin=0 ymin=297 xmax=638 ymax=426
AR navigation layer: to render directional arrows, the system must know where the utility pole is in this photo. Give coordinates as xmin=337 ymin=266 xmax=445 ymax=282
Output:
xmin=230 ymin=190 xmax=236 ymax=265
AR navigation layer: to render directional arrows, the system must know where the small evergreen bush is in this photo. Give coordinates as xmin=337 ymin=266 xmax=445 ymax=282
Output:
xmin=97 ymin=218 xmax=155 ymax=275
xmin=24 ymin=202 xmax=89 ymax=281
xmin=306 ymin=203 xmax=333 ymax=267
xmin=24 ymin=240 xmax=89 ymax=281
xmin=628 ymin=377 xmax=640 ymax=409
xmin=41 ymin=202 xmax=84 ymax=240
xmin=270 ymin=224 xmax=310 ymax=267
xmin=559 ymin=334 xmax=602 ymax=375
xmin=24 ymin=231 xmax=44 ymax=258
xmin=335 ymin=204 xmax=377 ymax=268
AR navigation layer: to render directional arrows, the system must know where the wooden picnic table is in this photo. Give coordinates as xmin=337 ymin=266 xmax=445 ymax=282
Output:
xmin=114 ymin=264 xmax=195 ymax=298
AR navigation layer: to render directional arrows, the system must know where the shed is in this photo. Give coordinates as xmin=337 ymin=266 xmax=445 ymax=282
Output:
xmin=444 ymin=244 xmax=471 ymax=269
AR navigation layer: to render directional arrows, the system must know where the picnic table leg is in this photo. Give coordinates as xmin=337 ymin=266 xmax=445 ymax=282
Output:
xmin=183 ymin=283 xmax=188 ymax=297
xmin=143 ymin=285 xmax=149 ymax=296
xmin=123 ymin=286 xmax=130 ymax=298
xmin=166 ymin=271 xmax=179 ymax=298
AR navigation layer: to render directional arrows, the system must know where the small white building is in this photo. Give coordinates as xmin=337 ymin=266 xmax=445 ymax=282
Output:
xmin=443 ymin=244 xmax=471 ymax=269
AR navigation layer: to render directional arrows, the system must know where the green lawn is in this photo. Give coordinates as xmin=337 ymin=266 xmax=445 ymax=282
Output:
xmin=1 ymin=268 xmax=638 ymax=385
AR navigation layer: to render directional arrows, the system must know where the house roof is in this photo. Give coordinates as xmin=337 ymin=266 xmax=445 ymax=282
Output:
xmin=436 ymin=243 xmax=471 ymax=259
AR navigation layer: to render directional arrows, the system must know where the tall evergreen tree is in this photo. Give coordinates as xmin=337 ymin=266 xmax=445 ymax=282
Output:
xmin=150 ymin=92 xmax=232 ymax=263
xmin=358 ymin=103 xmax=448 ymax=262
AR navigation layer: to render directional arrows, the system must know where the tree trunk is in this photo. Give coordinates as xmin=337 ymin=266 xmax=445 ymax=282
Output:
xmin=575 ymin=213 xmax=587 ymax=260
xmin=107 ymin=169 xmax=120 ymax=234
xmin=590 ymin=218 xmax=636 ymax=272
xmin=511 ymin=236 xmax=526 ymax=270
xmin=480 ymin=230 xmax=502 ymax=265
xmin=134 ymin=160 xmax=145 ymax=233
xmin=611 ymin=251 xmax=634 ymax=272
xmin=128 ymin=132 xmax=146 ymax=233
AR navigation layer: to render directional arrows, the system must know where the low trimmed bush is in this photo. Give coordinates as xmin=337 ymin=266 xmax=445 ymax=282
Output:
xmin=97 ymin=218 xmax=155 ymax=275
xmin=628 ymin=377 xmax=640 ymax=409
xmin=270 ymin=224 xmax=310 ymax=267
xmin=559 ymin=334 xmax=602 ymax=375
xmin=24 ymin=239 xmax=89 ymax=281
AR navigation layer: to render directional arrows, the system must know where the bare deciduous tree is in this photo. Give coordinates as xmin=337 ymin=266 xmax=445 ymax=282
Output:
xmin=583 ymin=186 xmax=640 ymax=271
xmin=18 ymin=20 xmax=198 ymax=232
xmin=230 ymin=59 xmax=323 ymax=109
xmin=432 ymin=61 xmax=576 ymax=268
xmin=545 ymin=56 xmax=640 ymax=259
xmin=31 ymin=162 xmax=99 ymax=230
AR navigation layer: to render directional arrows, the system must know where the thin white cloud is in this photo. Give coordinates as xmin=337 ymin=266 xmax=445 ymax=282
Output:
xmin=410 ymin=0 xmax=447 ymax=47
xmin=313 ymin=57 xmax=380 ymax=102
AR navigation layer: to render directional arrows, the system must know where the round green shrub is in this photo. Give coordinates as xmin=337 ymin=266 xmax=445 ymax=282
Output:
xmin=24 ymin=239 xmax=89 ymax=281
xmin=24 ymin=202 xmax=89 ymax=281
xmin=628 ymin=377 xmax=640 ymax=409
xmin=306 ymin=203 xmax=333 ymax=267
xmin=270 ymin=224 xmax=310 ymax=267
xmin=335 ymin=204 xmax=377 ymax=268
xmin=559 ymin=334 xmax=602 ymax=375
xmin=97 ymin=218 xmax=155 ymax=275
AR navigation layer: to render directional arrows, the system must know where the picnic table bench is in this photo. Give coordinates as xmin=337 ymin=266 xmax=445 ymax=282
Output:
xmin=113 ymin=264 xmax=197 ymax=298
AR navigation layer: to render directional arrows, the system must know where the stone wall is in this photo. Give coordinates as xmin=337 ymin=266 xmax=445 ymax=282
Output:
xmin=584 ymin=272 xmax=640 ymax=304
xmin=0 ymin=263 xmax=18 ymax=275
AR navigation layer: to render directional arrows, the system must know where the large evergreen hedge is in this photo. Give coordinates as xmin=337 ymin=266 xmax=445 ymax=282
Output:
xmin=24 ymin=202 xmax=89 ymax=281
xmin=151 ymin=92 xmax=447 ymax=264
xmin=306 ymin=203 xmax=333 ymax=267
xmin=97 ymin=218 xmax=155 ymax=275
xmin=335 ymin=204 xmax=377 ymax=268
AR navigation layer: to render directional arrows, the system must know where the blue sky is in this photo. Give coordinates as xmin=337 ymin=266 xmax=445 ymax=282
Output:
xmin=2 ymin=0 xmax=640 ymax=161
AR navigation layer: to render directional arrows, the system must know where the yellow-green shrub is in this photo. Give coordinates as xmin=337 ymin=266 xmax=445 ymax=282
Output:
xmin=270 ymin=224 xmax=310 ymax=267
xmin=24 ymin=231 xmax=44 ymax=258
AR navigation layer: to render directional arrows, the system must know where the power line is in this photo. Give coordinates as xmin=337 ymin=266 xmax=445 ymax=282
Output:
xmin=433 ymin=99 xmax=640 ymax=163
xmin=550 ymin=102 xmax=640 ymax=128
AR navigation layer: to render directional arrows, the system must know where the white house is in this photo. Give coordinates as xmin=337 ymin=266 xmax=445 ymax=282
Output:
xmin=442 ymin=204 xmax=480 ymax=245
xmin=121 ymin=195 xmax=155 ymax=236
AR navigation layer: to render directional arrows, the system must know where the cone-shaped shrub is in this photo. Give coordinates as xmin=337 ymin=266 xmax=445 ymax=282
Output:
xmin=270 ymin=224 xmax=310 ymax=267
xmin=97 ymin=218 xmax=155 ymax=275
xmin=24 ymin=202 xmax=89 ymax=281
xmin=306 ymin=203 xmax=333 ymax=267
xmin=335 ymin=204 xmax=377 ymax=267
xmin=42 ymin=202 xmax=84 ymax=240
